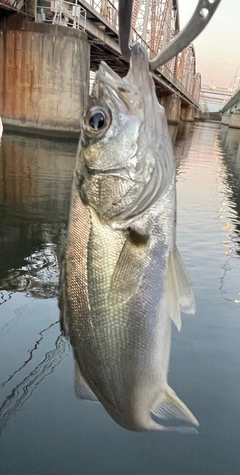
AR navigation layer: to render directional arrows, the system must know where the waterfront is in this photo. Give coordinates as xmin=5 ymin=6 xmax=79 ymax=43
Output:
xmin=0 ymin=122 xmax=240 ymax=474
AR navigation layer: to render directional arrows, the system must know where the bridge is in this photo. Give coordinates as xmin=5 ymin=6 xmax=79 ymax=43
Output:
xmin=200 ymin=84 xmax=233 ymax=106
xmin=79 ymin=1 xmax=200 ymax=106
xmin=0 ymin=0 xmax=201 ymax=135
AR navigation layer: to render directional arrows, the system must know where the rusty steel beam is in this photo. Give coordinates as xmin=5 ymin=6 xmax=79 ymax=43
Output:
xmin=0 ymin=0 xmax=25 ymax=12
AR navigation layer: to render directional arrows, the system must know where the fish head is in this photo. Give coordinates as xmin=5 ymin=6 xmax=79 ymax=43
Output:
xmin=78 ymin=43 xmax=174 ymax=225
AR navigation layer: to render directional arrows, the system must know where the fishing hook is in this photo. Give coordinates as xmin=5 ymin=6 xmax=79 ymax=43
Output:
xmin=118 ymin=0 xmax=222 ymax=70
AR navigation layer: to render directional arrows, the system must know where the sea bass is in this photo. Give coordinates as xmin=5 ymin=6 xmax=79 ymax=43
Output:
xmin=60 ymin=43 xmax=198 ymax=432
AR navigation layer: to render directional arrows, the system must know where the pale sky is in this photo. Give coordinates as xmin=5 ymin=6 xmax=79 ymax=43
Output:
xmin=178 ymin=0 xmax=240 ymax=88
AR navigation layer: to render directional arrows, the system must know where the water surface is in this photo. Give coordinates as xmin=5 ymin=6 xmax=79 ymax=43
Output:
xmin=0 ymin=123 xmax=240 ymax=475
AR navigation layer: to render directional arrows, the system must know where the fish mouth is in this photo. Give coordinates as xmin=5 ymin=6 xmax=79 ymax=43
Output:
xmin=98 ymin=62 xmax=130 ymax=94
xmin=98 ymin=42 xmax=151 ymax=92
xmin=95 ymin=62 xmax=133 ymax=112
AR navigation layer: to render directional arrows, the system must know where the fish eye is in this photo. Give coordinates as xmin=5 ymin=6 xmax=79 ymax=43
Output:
xmin=89 ymin=111 xmax=105 ymax=130
xmin=85 ymin=107 xmax=110 ymax=134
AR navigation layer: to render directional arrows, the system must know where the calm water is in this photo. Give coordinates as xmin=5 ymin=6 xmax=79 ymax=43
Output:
xmin=0 ymin=123 xmax=240 ymax=475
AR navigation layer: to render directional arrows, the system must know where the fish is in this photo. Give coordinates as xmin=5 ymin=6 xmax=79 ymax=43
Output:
xmin=59 ymin=42 xmax=198 ymax=432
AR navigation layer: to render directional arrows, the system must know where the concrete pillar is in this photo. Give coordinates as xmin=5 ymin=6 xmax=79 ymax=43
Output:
xmin=181 ymin=104 xmax=195 ymax=122
xmin=168 ymin=124 xmax=178 ymax=143
xmin=221 ymin=114 xmax=231 ymax=126
xmin=159 ymin=94 xmax=181 ymax=125
xmin=194 ymin=109 xmax=200 ymax=120
xmin=229 ymin=111 xmax=240 ymax=129
xmin=0 ymin=21 xmax=90 ymax=137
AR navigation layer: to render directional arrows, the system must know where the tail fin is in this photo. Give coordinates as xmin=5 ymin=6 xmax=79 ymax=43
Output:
xmin=150 ymin=385 xmax=199 ymax=432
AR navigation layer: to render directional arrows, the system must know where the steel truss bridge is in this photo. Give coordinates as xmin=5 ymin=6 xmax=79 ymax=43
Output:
xmin=0 ymin=0 xmax=201 ymax=108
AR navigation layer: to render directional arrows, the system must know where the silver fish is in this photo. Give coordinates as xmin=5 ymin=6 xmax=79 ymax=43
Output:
xmin=60 ymin=43 xmax=198 ymax=432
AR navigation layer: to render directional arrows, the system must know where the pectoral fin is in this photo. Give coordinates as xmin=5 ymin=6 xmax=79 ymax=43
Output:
xmin=74 ymin=361 xmax=99 ymax=402
xmin=174 ymin=246 xmax=195 ymax=315
xmin=166 ymin=252 xmax=182 ymax=330
xmin=151 ymin=385 xmax=199 ymax=428
xmin=167 ymin=247 xmax=195 ymax=331
xmin=109 ymin=230 xmax=149 ymax=303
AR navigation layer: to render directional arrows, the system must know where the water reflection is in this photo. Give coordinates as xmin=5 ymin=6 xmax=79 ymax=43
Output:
xmin=173 ymin=122 xmax=194 ymax=174
xmin=0 ymin=133 xmax=76 ymax=283
xmin=218 ymin=126 xmax=240 ymax=255
xmin=0 ymin=329 xmax=68 ymax=433
xmin=0 ymin=133 xmax=75 ymax=432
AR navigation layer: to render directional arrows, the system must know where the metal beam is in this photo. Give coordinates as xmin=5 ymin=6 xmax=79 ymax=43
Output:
xmin=142 ymin=0 xmax=150 ymax=42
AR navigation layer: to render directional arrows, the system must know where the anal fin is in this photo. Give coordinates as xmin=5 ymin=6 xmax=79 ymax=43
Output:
xmin=74 ymin=360 xmax=99 ymax=402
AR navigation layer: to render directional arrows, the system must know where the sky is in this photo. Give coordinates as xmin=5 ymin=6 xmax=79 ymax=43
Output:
xmin=178 ymin=0 xmax=240 ymax=88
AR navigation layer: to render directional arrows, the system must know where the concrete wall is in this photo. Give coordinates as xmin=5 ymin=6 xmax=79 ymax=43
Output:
xmin=0 ymin=21 xmax=90 ymax=136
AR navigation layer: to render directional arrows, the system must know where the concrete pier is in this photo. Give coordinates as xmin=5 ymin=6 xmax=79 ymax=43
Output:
xmin=0 ymin=20 xmax=90 ymax=137
xmin=181 ymin=104 xmax=195 ymax=122
xmin=221 ymin=114 xmax=231 ymax=126
xmin=159 ymin=94 xmax=181 ymax=125
xmin=228 ymin=111 xmax=240 ymax=129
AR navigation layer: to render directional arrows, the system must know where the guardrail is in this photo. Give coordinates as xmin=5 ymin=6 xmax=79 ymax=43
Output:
xmin=35 ymin=0 xmax=87 ymax=30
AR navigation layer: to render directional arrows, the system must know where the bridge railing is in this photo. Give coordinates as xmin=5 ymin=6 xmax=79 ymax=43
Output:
xmin=87 ymin=0 xmax=119 ymax=30
xmin=35 ymin=0 xmax=87 ymax=30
